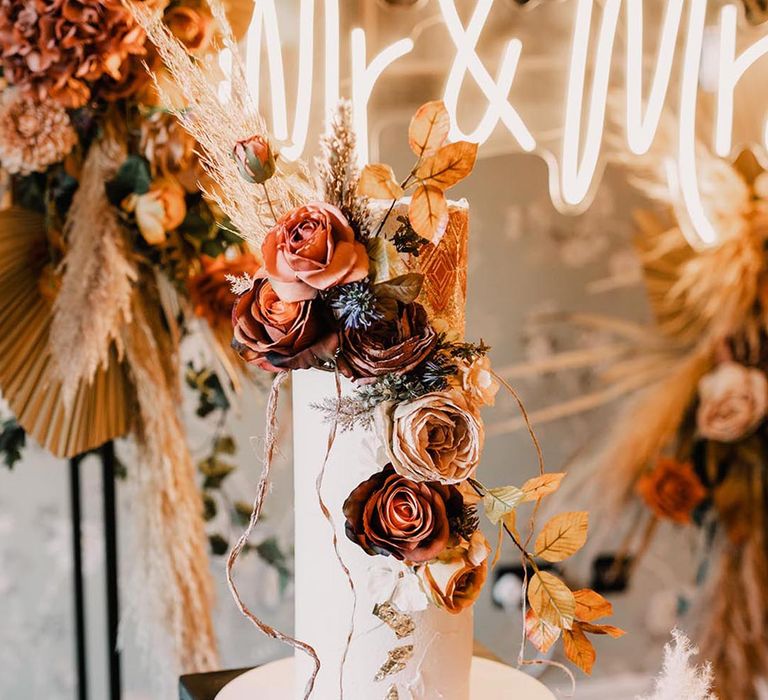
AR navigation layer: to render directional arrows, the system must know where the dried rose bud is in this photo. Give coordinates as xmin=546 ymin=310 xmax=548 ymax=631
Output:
xmin=232 ymin=135 xmax=276 ymax=184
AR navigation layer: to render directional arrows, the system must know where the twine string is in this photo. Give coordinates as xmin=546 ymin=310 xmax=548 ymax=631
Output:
xmin=314 ymin=369 xmax=357 ymax=700
xmin=226 ymin=371 xmax=321 ymax=700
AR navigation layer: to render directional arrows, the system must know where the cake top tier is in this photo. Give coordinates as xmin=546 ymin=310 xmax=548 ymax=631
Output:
xmin=374 ymin=198 xmax=469 ymax=337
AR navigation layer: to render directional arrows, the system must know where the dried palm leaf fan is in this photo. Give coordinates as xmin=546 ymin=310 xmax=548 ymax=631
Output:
xmin=0 ymin=207 xmax=132 ymax=457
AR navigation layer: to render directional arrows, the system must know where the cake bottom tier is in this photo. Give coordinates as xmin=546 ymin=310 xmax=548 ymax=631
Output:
xmin=292 ymin=370 xmax=473 ymax=700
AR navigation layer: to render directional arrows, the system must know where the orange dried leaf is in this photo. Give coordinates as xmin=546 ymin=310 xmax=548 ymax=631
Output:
xmin=563 ymin=623 xmax=596 ymax=675
xmin=527 ymin=571 xmax=575 ymax=629
xmin=408 ymin=100 xmax=450 ymax=158
xmin=415 ymin=141 xmax=478 ymax=190
xmin=579 ymin=622 xmax=626 ymax=639
xmin=525 ymin=608 xmax=561 ymax=654
xmin=357 ymin=163 xmax=405 ymax=200
xmin=534 ymin=511 xmax=589 ymax=563
xmin=573 ymin=589 xmax=613 ymax=622
xmin=522 ymin=472 xmax=566 ymax=502
xmin=408 ymin=184 xmax=448 ymax=243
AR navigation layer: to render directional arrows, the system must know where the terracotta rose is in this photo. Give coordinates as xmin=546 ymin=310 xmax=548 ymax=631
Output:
xmin=636 ymin=457 xmax=707 ymax=524
xmin=188 ymin=253 xmax=260 ymax=327
xmin=341 ymin=302 xmax=437 ymax=379
xmin=164 ymin=6 xmax=213 ymax=52
xmin=418 ymin=532 xmax=490 ymax=614
xmin=262 ymin=202 xmax=368 ymax=302
xmin=343 ymin=465 xmax=463 ymax=563
xmin=697 ymin=362 xmax=768 ymax=442
xmin=231 ymin=275 xmax=338 ymax=372
xmin=376 ymin=388 xmax=484 ymax=484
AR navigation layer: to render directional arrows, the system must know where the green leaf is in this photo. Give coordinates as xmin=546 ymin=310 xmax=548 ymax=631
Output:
xmin=0 ymin=418 xmax=26 ymax=470
xmin=374 ymin=273 xmax=424 ymax=305
xmin=214 ymin=435 xmax=237 ymax=455
xmin=366 ymin=237 xmax=402 ymax=284
xmin=105 ymin=155 xmax=151 ymax=206
xmin=202 ymin=492 xmax=218 ymax=521
xmin=234 ymin=500 xmax=256 ymax=527
xmin=482 ymin=485 xmax=524 ymax=525
xmin=209 ymin=533 xmax=229 ymax=556
xmin=199 ymin=457 xmax=235 ymax=489
xmin=255 ymin=537 xmax=292 ymax=593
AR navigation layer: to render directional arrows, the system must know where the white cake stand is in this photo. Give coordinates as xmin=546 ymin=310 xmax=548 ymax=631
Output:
xmin=215 ymin=656 xmax=556 ymax=699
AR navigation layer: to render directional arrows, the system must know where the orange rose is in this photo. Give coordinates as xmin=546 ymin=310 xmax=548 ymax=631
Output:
xmin=164 ymin=5 xmax=213 ymax=52
xmin=636 ymin=457 xmax=707 ymax=524
xmin=188 ymin=253 xmax=260 ymax=327
xmin=343 ymin=465 xmax=464 ymax=563
xmin=231 ymin=275 xmax=338 ymax=372
xmin=133 ymin=177 xmax=187 ymax=244
xmin=418 ymin=532 xmax=490 ymax=614
xmin=262 ymin=202 xmax=368 ymax=302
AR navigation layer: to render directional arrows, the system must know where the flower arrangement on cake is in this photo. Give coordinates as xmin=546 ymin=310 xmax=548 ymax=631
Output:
xmin=128 ymin=3 xmax=622 ymax=696
xmin=0 ymin=0 xmax=274 ymax=693
xmin=504 ymin=133 xmax=768 ymax=697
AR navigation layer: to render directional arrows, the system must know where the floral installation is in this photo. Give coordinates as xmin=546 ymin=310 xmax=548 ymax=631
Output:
xmin=503 ymin=134 xmax=768 ymax=696
xmin=0 ymin=0 xmax=280 ymax=695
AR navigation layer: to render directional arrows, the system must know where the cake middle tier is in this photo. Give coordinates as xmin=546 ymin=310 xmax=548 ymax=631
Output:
xmin=293 ymin=369 xmax=473 ymax=700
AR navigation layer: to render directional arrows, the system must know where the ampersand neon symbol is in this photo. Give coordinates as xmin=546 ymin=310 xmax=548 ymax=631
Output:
xmin=438 ymin=0 xmax=536 ymax=151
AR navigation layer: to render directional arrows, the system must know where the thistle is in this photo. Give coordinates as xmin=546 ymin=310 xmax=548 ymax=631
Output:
xmin=329 ymin=281 xmax=383 ymax=330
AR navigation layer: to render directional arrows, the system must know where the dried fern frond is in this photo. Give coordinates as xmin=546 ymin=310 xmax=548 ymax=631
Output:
xmin=640 ymin=630 xmax=716 ymax=700
xmin=128 ymin=0 xmax=315 ymax=245
xmin=50 ymin=136 xmax=137 ymax=405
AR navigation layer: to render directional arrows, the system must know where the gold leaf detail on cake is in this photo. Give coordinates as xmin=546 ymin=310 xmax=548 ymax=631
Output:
xmin=374 ymin=645 xmax=414 ymax=682
xmin=373 ymin=603 xmax=416 ymax=640
xmin=385 ymin=685 xmax=400 ymax=700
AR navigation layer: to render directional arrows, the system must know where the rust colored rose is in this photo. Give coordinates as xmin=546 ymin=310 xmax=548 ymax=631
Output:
xmin=188 ymin=253 xmax=260 ymax=327
xmin=231 ymin=274 xmax=338 ymax=372
xmin=341 ymin=302 xmax=437 ymax=379
xmin=343 ymin=465 xmax=463 ymax=563
xmin=233 ymin=134 xmax=276 ymax=185
xmin=419 ymin=532 xmax=490 ymax=614
xmin=165 ymin=5 xmax=213 ymax=52
xmin=262 ymin=202 xmax=368 ymax=302
xmin=696 ymin=361 xmax=768 ymax=443
xmin=376 ymin=388 xmax=484 ymax=484
xmin=636 ymin=457 xmax=707 ymax=524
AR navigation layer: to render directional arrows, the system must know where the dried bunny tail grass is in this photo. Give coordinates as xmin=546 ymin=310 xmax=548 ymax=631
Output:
xmin=127 ymin=0 xmax=314 ymax=245
xmin=50 ymin=136 xmax=137 ymax=405
xmin=317 ymin=100 xmax=373 ymax=236
xmin=639 ymin=629 xmax=716 ymax=700
xmin=121 ymin=292 xmax=217 ymax=694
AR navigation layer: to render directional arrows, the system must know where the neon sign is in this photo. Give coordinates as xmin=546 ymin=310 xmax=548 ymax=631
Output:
xmin=243 ymin=0 xmax=768 ymax=249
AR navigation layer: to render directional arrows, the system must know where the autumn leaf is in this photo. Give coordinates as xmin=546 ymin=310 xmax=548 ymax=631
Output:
xmin=482 ymin=485 xmax=524 ymax=525
xmin=573 ymin=589 xmax=613 ymax=622
xmin=527 ymin=571 xmax=575 ymax=629
xmin=415 ymin=141 xmax=478 ymax=190
xmin=522 ymin=473 xmax=566 ymax=502
xmin=525 ymin=608 xmax=561 ymax=654
xmin=534 ymin=511 xmax=589 ymax=563
xmin=409 ymin=100 xmax=451 ymax=158
xmin=357 ymin=163 xmax=405 ymax=199
xmin=579 ymin=622 xmax=626 ymax=639
xmin=408 ymin=184 xmax=448 ymax=243
xmin=502 ymin=510 xmax=521 ymax=540
xmin=563 ymin=623 xmax=596 ymax=675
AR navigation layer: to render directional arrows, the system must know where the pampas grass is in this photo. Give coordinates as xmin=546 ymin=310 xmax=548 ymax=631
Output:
xmin=639 ymin=630 xmax=716 ymax=700
xmin=50 ymin=137 xmax=136 ymax=405
xmin=128 ymin=0 xmax=315 ymax=245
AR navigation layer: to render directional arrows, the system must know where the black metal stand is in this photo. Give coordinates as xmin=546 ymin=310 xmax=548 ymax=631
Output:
xmin=69 ymin=442 xmax=122 ymax=700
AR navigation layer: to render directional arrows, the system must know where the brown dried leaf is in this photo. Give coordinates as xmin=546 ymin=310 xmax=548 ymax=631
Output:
xmin=527 ymin=571 xmax=575 ymax=629
xmin=563 ymin=623 xmax=596 ymax=675
xmin=408 ymin=184 xmax=448 ymax=243
xmin=415 ymin=141 xmax=478 ymax=190
xmin=358 ymin=163 xmax=405 ymax=200
xmin=525 ymin=608 xmax=561 ymax=653
xmin=573 ymin=589 xmax=613 ymax=622
xmin=579 ymin=621 xmax=626 ymax=638
xmin=522 ymin=472 xmax=566 ymax=502
xmin=535 ymin=511 xmax=589 ymax=563
xmin=408 ymin=100 xmax=450 ymax=158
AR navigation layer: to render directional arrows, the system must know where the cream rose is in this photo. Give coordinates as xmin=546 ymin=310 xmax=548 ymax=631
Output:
xmin=460 ymin=355 xmax=499 ymax=407
xmin=132 ymin=177 xmax=187 ymax=245
xmin=697 ymin=361 xmax=768 ymax=442
xmin=376 ymin=388 xmax=484 ymax=484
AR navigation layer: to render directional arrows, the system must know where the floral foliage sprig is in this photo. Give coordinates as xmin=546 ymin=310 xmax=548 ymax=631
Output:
xmin=228 ymin=99 xmax=621 ymax=678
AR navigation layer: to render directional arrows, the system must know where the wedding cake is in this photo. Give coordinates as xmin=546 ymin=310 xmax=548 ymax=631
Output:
xmin=293 ymin=202 xmax=474 ymax=699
